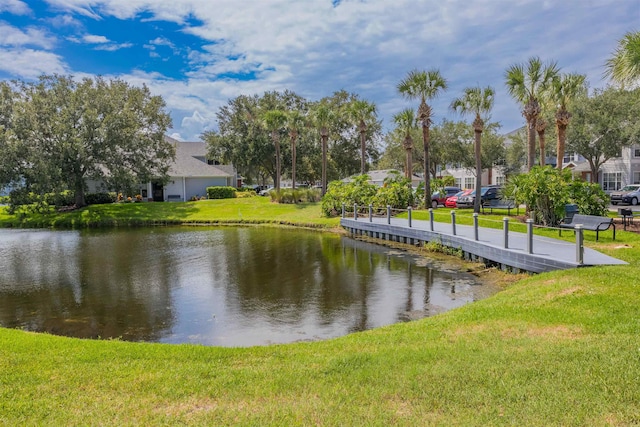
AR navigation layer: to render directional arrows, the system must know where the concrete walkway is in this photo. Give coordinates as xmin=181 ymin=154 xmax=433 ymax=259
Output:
xmin=341 ymin=215 xmax=627 ymax=274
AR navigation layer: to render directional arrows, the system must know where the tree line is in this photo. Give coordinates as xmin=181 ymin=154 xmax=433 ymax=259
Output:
xmin=0 ymin=31 xmax=638 ymax=213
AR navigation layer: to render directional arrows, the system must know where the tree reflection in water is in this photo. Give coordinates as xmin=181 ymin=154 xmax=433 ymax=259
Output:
xmin=0 ymin=227 xmax=493 ymax=347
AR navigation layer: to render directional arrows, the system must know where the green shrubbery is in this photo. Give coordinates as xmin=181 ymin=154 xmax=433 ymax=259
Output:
xmin=504 ymin=166 xmax=609 ymax=226
xmin=269 ymin=188 xmax=321 ymax=204
xmin=206 ymin=186 xmax=237 ymax=199
xmin=85 ymin=192 xmax=117 ymax=205
xmin=6 ymin=189 xmax=75 ymax=213
xmin=321 ymin=172 xmax=414 ymax=217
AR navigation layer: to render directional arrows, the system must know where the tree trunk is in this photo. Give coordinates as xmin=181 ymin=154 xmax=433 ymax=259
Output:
xmin=555 ymin=109 xmax=571 ymax=171
xmin=523 ymin=98 xmax=541 ymax=171
xmin=359 ymin=120 xmax=366 ymax=175
xmin=74 ymin=175 xmax=86 ymax=208
xmin=273 ymin=131 xmax=281 ymax=191
xmin=473 ymin=117 xmax=483 ymax=214
xmin=403 ymin=135 xmax=413 ymax=180
xmin=422 ymin=124 xmax=431 ymax=208
xmin=527 ymin=118 xmax=537 ymax=171
xmin=291 ymin=135 xmax=297 ymax=190
xmin=536 ymin=119 xmax=547 ymax=167
xmin=321 ymin=130 xmax=328 ymax=196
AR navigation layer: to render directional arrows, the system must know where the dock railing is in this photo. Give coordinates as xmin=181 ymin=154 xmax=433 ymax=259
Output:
xmin=342 ymin=204 xmax=586 ymax=265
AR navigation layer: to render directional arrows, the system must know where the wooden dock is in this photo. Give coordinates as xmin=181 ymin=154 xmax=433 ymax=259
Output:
xmin=341 ymin=216 xmax=626 ymax=274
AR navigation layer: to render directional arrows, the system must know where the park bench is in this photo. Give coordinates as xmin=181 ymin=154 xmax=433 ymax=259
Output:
xmin=481 ymin=199 xmax=519 ymax=215
xmin=559 ymin=214 xmax=615 ymax=241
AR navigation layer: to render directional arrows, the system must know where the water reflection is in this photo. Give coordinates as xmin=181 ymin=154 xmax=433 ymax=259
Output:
xmin=0 ymin=227 xmax=491 ymax=347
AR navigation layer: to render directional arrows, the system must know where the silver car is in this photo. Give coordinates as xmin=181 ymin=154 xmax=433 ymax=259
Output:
xmin=610 ymin=184 xmax=640 ymax=205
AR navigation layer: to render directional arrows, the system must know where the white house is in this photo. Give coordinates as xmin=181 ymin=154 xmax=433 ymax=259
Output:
xmin=88 ymin=136 xmax=237 ymax=201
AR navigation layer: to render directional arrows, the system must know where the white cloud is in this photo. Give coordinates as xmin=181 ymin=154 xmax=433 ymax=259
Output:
xmin=0 ymin=47 xmax=67 ymax=78
xmin=47 ymin=14 xmax=84 ymax=29
xmin=24 ymin=0 xmax=640 ymax=138
xmin=93 ymin=42 xmax=132 ymax=51
xmin=0 ymin=22 xmax=56 ymax=49
xmin=0 ymin=0 xmax=30 ymax=15
xmin=83 ymin=34 xmax=109 ymax=43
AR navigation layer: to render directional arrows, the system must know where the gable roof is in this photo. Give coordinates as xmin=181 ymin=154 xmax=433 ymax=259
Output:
xmin=165 ymin=136 xmax=234 ymax=178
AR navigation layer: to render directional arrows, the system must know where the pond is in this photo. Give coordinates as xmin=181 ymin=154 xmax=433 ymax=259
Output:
xmin=0 ymin=227 xmax=496 ymax=347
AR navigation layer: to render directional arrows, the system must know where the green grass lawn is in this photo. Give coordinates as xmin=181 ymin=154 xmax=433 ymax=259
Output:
xmin=0 ymin=196 xmax=340 ymax=229
xmin=1 ymin=200 xmax=640 ymax=425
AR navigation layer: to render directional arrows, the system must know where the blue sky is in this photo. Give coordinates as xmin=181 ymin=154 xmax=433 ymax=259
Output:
xmin=0 ymin=0 xmax=638 ymax=141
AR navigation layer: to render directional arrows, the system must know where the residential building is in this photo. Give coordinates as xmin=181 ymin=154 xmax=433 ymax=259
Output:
xmin=88 ymin=136 xmax=237 ymax=201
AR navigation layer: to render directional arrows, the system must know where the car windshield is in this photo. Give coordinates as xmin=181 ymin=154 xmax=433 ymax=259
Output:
xmin=621 ymin=185 xmax=640 ymax=191
xmin=452 ymin=191 xmax=465 ymax=197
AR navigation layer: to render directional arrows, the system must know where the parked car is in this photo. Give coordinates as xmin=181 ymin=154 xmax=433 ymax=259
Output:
xmin=456 ymin=185 xmax=502 ymax=208
xmin=259 ymin=186 xmax=274 ymax=196
xmin=431 ymin=186 xmax=462 ymax=208
xmin=445 ymin=189 xmax=473 ymax=208
xmin=610 ymin=184 xmax=640 ymax=205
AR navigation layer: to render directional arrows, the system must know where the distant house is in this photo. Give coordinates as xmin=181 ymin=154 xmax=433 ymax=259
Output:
xmin=88 ymin=136 xmax=237 ymax=201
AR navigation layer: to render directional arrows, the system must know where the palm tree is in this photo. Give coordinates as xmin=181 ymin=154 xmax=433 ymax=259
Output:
xmin=536 ymin=115 xmax=548 ymax=167
xmin=604 ymin=30 xmax=640 ymax=88
xmin=312 ymin=103 xmax=332 ymax=196
xmin=348 ymin=99 xmax=377 ymax=175
xmin=549 ymin=73 xmax=586 ymax=170
xmin=397 ymin=69 xmax=447 ymax=207
xmin=505 ymin=57 xmax=559 ymax=171
xmin=451 ymin=86 xmax=495 ymax=214
xmin=392 ymin=109 xmax=417 ymax=180
xmin=286 ymin=110 xmax=306 ymax=189
xmin=262 ymin=109 xmax=287 ymax=191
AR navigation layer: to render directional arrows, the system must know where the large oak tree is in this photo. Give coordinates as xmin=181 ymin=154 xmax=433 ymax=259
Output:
xmin=0 ymin=75 xmax=174 ymax=208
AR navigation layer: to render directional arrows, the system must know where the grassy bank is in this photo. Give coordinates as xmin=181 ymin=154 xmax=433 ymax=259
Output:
xmin=0 ymin=197 xmax=340 ymax=229
xmin=1 ymin=201 xmax=640 ymax=424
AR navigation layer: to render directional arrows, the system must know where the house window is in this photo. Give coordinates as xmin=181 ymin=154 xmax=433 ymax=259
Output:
xmin=634 ymin=172 xmax=640 ymax=184
xmin=634 ymin=147 xmax=640 ymax=158
xmin=603 ymin=172 xmax=622 ymax=191
xmin=454 ymin=178 xmax=462 ymax=188
xmin=464 ymin=177 xmax=475 ymax=189
xmin=496 ymin=175 xmax=506 ymax=186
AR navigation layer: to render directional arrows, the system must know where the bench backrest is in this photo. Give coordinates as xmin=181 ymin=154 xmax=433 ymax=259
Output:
xmin=489 ymin=199 xmax=515 ymax=207
xmin=568 ymin=214 xmax=612 ymax=227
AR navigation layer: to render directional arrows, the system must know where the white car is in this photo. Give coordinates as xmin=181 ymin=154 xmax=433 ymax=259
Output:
xmin=610 ymin=184 xmax=640 ymax=205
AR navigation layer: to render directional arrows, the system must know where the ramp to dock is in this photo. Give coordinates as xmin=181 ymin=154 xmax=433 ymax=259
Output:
xmin=341 ymin=217 xmax=626 ymax=274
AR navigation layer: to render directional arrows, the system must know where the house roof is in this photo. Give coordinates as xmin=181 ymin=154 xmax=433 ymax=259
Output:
xmin=165 ymin=136 xmax=234 ymax=178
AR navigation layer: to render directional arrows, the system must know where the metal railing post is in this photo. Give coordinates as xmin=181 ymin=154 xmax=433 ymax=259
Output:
xmin=473 ymin=213 xmax=479 ymax=241
xmin=354 ymin=203 xmax=358 ymax=220
xmin=451 ymin=210 xmax=457 ymax=236
xmin=526 ymin=219 xmax=533 ymax=254
xmin=575 ymin=224 xmax=584 ymax=265
xmin=387 ymin=205 xmax=391 ymax=224
xmin=503 ymin=217 xmax=509 ymax=249
xmin=408 ymin=206 xmax=412 ymax=228
xmin=429 ymin=208 xmax=434 ymax=231
xmin=342 ymin=203 xmax=345 ymax=218
xmin=368 ymin=204 xmax=373 ymax=222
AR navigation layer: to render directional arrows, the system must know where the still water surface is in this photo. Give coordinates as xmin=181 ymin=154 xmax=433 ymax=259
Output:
xmin=0 ymin=227 xmax=494 ymax=346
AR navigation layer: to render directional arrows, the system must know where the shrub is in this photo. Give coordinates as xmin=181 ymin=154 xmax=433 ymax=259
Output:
xmin=45 ymin=190 xmax=75 ymax=207
xmin=321 ymin=173 xmax=414 ymax=217
xmin=505 ymin=166 xmax=610 ymax=226
xmin=206 ymin=186 xmax=237 ymax=199
xmin=85 ymin=192 xmax=117 ymax=205
xmin=269 ymin=188 xmax=321 ymax=204
xmin=568 ymin=180 xmax=609 ymax=216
